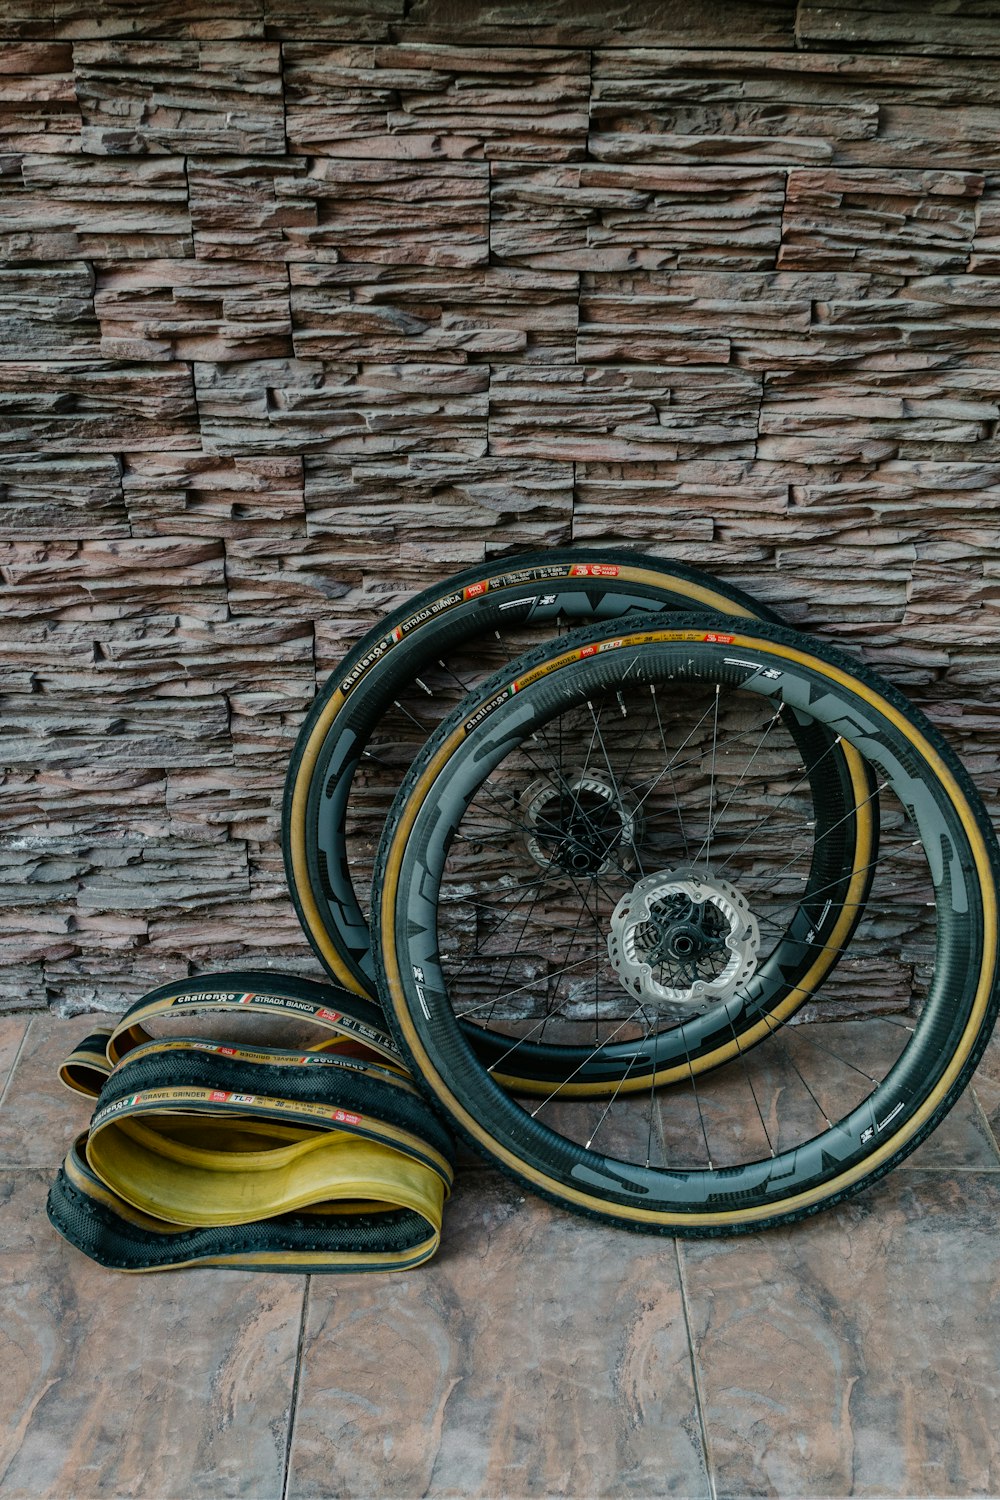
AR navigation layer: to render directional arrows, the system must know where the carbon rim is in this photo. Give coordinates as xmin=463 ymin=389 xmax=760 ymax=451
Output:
xmin=375 ymin=620 xmax=999 ymax=1228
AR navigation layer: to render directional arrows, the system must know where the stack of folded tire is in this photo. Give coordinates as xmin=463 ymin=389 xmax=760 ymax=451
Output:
xmin=50 ymin=550 xmax=1000 ymax=1270
xmin=49 ymin=975 xmax=454 ymax=1272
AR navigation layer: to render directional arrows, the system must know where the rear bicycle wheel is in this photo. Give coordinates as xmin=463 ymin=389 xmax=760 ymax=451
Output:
xmin=373 ymin=616 xmax=1000 ymax=1234
xmin=285 ymin=548 xmax=786 ymax=997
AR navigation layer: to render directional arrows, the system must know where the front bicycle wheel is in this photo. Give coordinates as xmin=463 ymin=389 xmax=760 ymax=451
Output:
xmin=374 ymin=617 xmax=1000 ymax=1234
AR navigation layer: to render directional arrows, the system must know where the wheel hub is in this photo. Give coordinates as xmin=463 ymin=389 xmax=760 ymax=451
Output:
xmin=607 ymin=868 xmax=760 ymax=1019
xmin=521 ymin=772 xmax=640 ymax=877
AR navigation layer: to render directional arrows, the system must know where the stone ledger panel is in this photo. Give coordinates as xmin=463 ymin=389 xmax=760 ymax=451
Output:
xmin=1 ymin=2 xmax=999 ymax=1010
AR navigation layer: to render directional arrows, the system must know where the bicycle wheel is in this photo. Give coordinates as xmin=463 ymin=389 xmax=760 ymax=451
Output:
xmin=283 ymin=550 xmax=875 ymax=1032
xmin=373 ymin=616 xmax=1000 ymax=1234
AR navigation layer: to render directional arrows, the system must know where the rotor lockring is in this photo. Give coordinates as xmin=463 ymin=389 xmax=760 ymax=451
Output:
xmin=607 ymin=868 xmax=760 ymax=1018
xmin=521 ymin=772 xmax=641 ymax=878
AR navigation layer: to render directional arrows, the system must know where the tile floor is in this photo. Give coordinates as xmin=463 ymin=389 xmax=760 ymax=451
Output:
xmin=3 ymin=1012 xmax=1000 ymax=1500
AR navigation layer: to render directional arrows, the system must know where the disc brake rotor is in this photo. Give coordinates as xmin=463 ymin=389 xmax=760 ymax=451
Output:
xmin=607 ymin=868 xmax=760 ymax=1020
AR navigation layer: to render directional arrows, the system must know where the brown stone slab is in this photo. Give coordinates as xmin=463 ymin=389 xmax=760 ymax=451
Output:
xmin=0 ymin=153 xmax=192 ymax=261
xmin=195 ymin=357 xmax=489 ymax=456
xmin=222 ymin=535 xmax=356 ymax=614
xmin=84 ymin=616 xmax=315 ymax=693
xmin=0 ymin=765 xmax=169 ymax=840
xmin=0 ymin=42 xmax=81 ymax=154
xmin=1 ymin=1169 xmax=303 ymax=1498
xmin=0 ymin=453 xmax=127 ymax=537
xmin=0 ymin=966 xmax=48 ymax=1012
xmin=302 ymin=453 xmax=574 ymax=564
xmin=264 ymin=0 xmax=400 ymax=43
xmin=290 ymin=157 xmax=490 ymax=269
xmin=491 ymin=162 xmax=785 ymax=272
xmin=0 ymin=835 xmax=249 ymax=1013
xmin=758 ymin=362 xmax=1000 ymax=466
xmin=286 ymin=1167 xmax=709 ymax=1499
xmin=41 ymin=953 xmax=218 ymax=1014
xmin=165 ymin=764 xmax=286 ymax=844
xmin=969 ymin=174 xmax=1000 ymax=272
xmin=0 ymin=609 xmax=310 ymax=772
xmin=578 ymin=268 xmax=850 ymax=367
xmin=122 ymin=452 xmax=306 ymax=537
xmin=489 ymin=363 xmax=761 ymax=462
xmin=796 ymin=0 xmax=1000 ymax=58
xmin=0 ymin=262 xmax=99 ymax=360
xmin=681 ymin=1168 xmax=1000 ymax=1496
xmin=290 ymin=261 xmax=578 ymax=365
xmin=284 ymin=43 xmax=588 ymax=163
xmin=0 ymin=537 xmax=226 ymax=623
xmin=779 ymin=167 xmax=984 ymax=276
xmin=572 ymin=459 xmax=786 ymax=571
xmin=0 ymin=361 xmax=199 ymax=455
xmin=94 ymin=259 xmax=293 ymax=363
xmin=145 ymin=894 xmax=318 ymax=967
xmin=0 ymin=688 xmax=232 ymax=766
xmin=398 ymin=0 xmax=795 ymax=50
xmin=74 ymin=40 xmax=285 ymax=156
xmin=188 ymin=153 xmax=318 ymax=261
xmin=1 ymin=0 xmax=266 ymax=41
xmin=590 ymin=48 xmax=1000 ymax=171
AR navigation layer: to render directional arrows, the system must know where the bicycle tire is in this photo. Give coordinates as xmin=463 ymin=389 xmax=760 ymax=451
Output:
xmin=373 ymin=615 xmax=1000 ymax=1234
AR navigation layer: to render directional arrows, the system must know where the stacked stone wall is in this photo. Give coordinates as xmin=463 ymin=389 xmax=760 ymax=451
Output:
xmin=3 ymin=0 xmax=999 ymax=1011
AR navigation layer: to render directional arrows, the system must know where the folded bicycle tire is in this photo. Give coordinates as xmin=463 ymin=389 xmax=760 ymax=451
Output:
xmin=48 ymin=972 xmax=454 ymax=1274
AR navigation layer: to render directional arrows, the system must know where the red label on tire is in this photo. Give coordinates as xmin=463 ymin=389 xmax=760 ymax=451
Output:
xmin=570 ymin=564 xmax=620 ymax=578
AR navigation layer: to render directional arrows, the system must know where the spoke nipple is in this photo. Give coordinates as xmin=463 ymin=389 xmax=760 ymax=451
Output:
xmin=584 ymin=1138 xmax=593 ymax=1150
